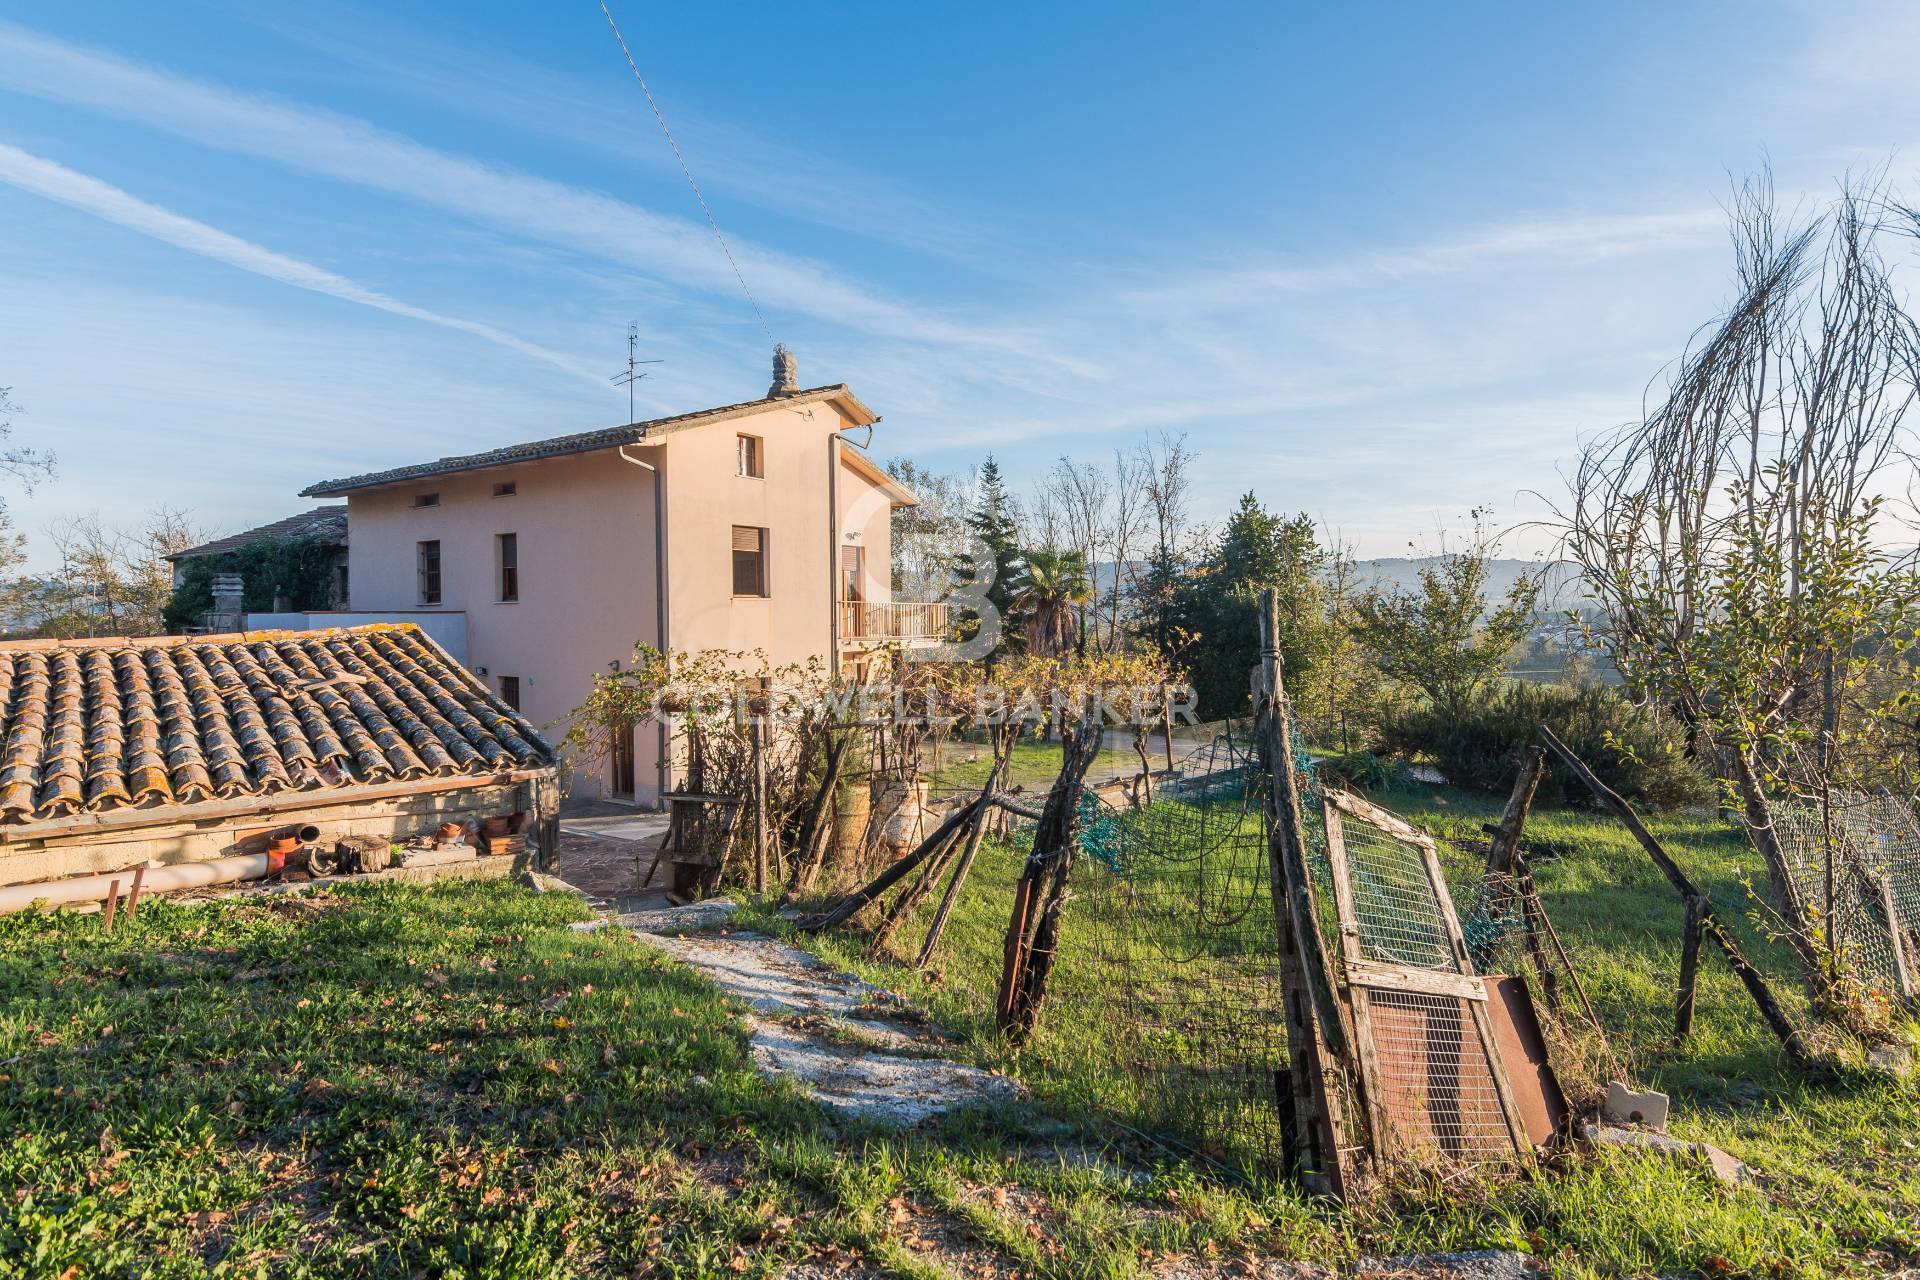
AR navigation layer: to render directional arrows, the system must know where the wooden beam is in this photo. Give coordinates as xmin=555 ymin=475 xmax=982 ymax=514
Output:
xmin=0 ymin=768 xmax=554 ymax=846
xmin=1344 ymin=958 xmax=1489 ymax=1002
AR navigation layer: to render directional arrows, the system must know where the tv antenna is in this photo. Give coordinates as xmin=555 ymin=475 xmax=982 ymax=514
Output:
xmin=610 ymin=324 xmax=662 ymax=423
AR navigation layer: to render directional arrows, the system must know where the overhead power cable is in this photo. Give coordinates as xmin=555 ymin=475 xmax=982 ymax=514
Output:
xmin=598 ymin=0 xmax=774 ymax=344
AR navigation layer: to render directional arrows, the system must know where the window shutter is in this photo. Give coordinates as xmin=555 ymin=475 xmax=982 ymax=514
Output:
xmin=732 ymin=526 xmax=762 ymax=552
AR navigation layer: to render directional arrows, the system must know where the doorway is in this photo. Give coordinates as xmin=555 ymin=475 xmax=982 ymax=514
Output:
xmin=610 ymin=722 xmax=636 ymax=801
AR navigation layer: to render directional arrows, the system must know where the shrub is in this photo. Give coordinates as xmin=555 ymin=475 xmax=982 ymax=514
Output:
xmin=1378 ymin=682 xmax=1710 ymax=809
xmin=1316 ymin=749 xmax=1412 ymax=794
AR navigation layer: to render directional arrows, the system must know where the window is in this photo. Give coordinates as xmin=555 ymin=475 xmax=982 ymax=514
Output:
xmin=497 ymin=532 xmax=519 ymax=602
xmin=412 ymin=492 xmax=440 ymax=508
xmin=736 ymin=433 xmax=763 ymax=478
xmin=731 ymin=525 xmax=767 ymax=596
xmin=492 ymin=481 xmax=516 ymax=497
xmin=840 ymin=544 xmax=865 ymax=602
xmin=417 ymin=540 xmax=441 ymax=604
xmin=499 ymin=675 xmax=521 ymax=711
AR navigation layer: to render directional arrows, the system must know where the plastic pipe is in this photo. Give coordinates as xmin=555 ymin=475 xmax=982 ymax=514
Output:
xmin=0 ymin=849 xmax=287 ymax=915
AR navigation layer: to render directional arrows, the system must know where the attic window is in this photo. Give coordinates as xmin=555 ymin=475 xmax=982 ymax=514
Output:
xmin=412 ymin=493 xmax=440 ymax=508
xmin=492 ymin=481 xmax=516 ymax=497
xmin=737 ymin=434 xmax=763 ymax=478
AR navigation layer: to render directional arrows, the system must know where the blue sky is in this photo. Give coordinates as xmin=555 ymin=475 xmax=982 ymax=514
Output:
xmin=1 ymin=1 xmax=1914 ymax=567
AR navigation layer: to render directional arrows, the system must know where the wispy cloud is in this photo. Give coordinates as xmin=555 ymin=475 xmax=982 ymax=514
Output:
xmin=0 ymin=143 xmax=604 ymax=383
xmin=266 ymin=15 xmax=1010 ymax=262
xmin=1114 ymin=210 xmax=1726 ymax=311
xmin=0 ymin=20 xmax=1046 ymax=360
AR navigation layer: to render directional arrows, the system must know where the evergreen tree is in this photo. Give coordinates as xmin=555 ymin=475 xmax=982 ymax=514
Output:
xmin=954 ymin=456 xmax=1024 ymax=655
xmin=1174 ymin=494 xmax=1330 ymax=722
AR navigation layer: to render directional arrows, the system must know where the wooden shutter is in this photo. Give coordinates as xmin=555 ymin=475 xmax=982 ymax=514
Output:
xmin=732 ymin=526 xmax=765 ymax=596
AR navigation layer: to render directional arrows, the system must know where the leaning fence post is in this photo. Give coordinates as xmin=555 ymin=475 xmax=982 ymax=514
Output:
xmin=1254 ymin=587 xmax=1361 ymax=1197
xmin=1537 ymin=723 xmax=1810 ymax=1064
xmin=1675 ymin=897 xmax=1704 ymax=1043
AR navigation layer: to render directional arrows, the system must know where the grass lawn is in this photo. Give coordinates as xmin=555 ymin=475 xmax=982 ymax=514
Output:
xmin=6 ymin=778 xmax=1919 ymax=1279
xmin=0 ymin=879 xmax=1340 ymax=1279
xmin=778 ymin=779 xmax=1920 ymax=1279
xmin=925 ymin=739 xmax=1139 ymax=794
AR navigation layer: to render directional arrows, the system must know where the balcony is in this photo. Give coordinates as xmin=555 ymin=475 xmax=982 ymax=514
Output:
xmin=839 ymin=599 xmax=949 ymax=645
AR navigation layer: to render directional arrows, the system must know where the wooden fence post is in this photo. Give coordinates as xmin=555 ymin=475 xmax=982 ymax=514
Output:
xmin=1537 ymin=723 xmax=1809 ymax=1063
xmin=751 ymin=716 xmax=769 ymax=896
xmin=1675 ymin=897 xmax=1704 ymax=1043
xmin=1255 ymin=587 xmax=1361 ymax=1197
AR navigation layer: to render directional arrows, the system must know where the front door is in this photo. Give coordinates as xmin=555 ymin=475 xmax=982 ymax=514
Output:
xmin=610 ymin=722 xmax=636 ymax=800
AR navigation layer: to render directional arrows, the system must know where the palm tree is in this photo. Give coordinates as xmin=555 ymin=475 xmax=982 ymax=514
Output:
xmin=1012 ymin=549 xmax=1093 ymax=658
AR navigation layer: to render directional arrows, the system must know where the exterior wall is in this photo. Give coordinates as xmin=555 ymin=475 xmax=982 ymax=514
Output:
xmin=345 ymin=450 xmax=662 ymax=802
xmin=652 ymin=401 xmax=894 ymax=670
xmin=839 ymin=451 xmax=895 ymax=607
xmin=342 ymin=399 xmax=903 ymax=805
xmin=0 ymin=772 xmax=554 ymax=888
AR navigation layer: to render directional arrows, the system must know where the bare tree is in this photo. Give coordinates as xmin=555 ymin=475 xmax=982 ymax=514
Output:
xmin=1037 ymin=456 xmax=1113 ymax=651
xmin=39 ymin=507 xmax=201 ymax=638
xmin=0 ymin=388 xmax=55 ymax=491
xmin=1103 ymin=447 xmax=1149 ymax=651
xmin=1131 ymin=432 xmax=1200 ymax=657
xmin=0 ymin=387 xmax=57 ymax=633
xmin=884 ymin=458 xmax=968 ymax=604
xmin=1562 ymin=169 xmax=1920 ymax=1003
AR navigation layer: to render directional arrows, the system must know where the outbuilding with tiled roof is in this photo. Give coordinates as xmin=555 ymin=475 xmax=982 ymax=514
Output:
xmin=0 ymin=623 xmax=560 ymax=889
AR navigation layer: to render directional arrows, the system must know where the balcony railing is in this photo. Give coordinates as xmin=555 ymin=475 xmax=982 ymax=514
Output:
xmin=839 ymin=599 xmax=949 ymax=644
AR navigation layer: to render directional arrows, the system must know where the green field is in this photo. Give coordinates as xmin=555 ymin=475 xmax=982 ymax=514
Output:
xmin=783 ymin=778 xmax=1920 ymax=1278
xmin=3 ymin=778 xmax=1917 ymax=1278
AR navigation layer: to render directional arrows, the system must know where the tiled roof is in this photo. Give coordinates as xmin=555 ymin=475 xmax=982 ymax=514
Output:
xmin=166 ymin=506 xmax=349 ymax=562
xmin=302 ymin=385 xmax=864 ymax=496
xmin=0 ymin=625 xmax=554 ymax=825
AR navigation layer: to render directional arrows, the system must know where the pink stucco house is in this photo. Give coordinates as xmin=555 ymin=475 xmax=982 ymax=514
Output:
xmin=302 ymin=352 xmax=927 ymax=805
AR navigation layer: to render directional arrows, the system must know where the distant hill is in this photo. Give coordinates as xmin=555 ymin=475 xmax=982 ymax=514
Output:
xmin=1352 ymin=558 xmax=1594 ymax=612
xmin=1089 ymin=557 xmax=1594 ymax=613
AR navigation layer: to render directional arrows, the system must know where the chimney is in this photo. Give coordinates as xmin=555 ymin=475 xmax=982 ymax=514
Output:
xmin=768 ymin=343 xmax=798 ymax=397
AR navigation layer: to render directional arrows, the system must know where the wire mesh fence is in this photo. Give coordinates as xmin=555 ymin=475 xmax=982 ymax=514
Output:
xmin=1835 ymin=790 xmax=1920 ymax=945
xmin=1321 ymin=790 xmax=1525 ymax=1168
xmin=1063 ymin=723 xmax=1524 ymax=1172
xmin=1068 ymin=726 xmax=1291 ymax=1168
xmin=1773 ymin=792 xmax=1914 ymax=1004
xmin=1366 ymin=988 xmax=1521 ymax=1162
xmin=1337 ymin=810 xmax=1455 ymax=971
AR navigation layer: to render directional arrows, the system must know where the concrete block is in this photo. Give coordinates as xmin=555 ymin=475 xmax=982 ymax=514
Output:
xmin=1602 ymin=1079 xmax=1669 ymax=1130
xmin=397 ymin=844 xmax=479 ymax=870
xmin=1579 ymin=1123 xmax=1752 ymax=1187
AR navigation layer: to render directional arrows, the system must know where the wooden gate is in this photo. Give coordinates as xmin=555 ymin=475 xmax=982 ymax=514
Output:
xmin=1319 ymin=789 xmax=1531 ymax=1165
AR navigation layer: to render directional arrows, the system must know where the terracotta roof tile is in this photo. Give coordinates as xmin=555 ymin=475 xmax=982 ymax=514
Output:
xmin=300 ymin=385 xmax=864 ymax=496
xmin=165 ymin=506 xmax=348 ymax=562
xmin=0 ymin=624 xmax=554 ymax=826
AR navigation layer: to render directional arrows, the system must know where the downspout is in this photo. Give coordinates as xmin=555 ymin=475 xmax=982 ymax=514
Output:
xmin=619 ymin=443 xmax=671 ymax=803
xmin=826 ymin=421 xmax=878 ymax=677
xmin=827 ymin=435 xmax=840 ymax=675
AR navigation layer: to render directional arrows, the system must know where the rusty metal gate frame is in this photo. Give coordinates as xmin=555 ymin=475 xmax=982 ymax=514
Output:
xmin=1319 ymin=788 xmax=1532 ymax=1166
